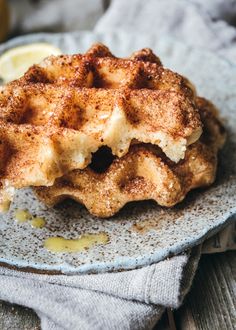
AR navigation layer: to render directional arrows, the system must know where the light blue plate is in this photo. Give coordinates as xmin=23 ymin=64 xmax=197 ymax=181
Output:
xmin=0 ymin=32 xmax=235 ymax=274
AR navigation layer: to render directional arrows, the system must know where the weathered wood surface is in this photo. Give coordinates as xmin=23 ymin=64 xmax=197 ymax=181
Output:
xmin=0 ymin=251 xmax=235 ymax=330
xmin=174 ymin=251 xmax=236 ymax=330
xmin=157 ymin=309 xmax=176 ymax=330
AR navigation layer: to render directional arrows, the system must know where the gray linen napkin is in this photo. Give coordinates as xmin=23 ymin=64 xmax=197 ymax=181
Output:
xmin=0 ymin=1 xmax=235 ymax=329
xmin=0 ymin=247 xmax=201 ymax=329
xmin=96 ymin=0 xmax=236 ymax=64
xmin=8 ymin=0 xmax=104 ymax=34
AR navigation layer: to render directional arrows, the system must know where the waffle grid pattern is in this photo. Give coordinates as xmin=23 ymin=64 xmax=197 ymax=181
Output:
xmin=0 ymin=44 xmax=225 ymax=215
xmin=35 ymin=97 xmax=225 ymax=217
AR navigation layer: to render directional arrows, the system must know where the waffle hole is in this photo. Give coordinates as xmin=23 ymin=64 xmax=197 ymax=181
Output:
xmin=89 ymin=146 xmax=115 ymax=173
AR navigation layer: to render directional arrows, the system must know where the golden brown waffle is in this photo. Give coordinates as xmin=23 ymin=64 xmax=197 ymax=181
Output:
xmin=34 ymin=97 xmax=226 ymax=217
xmin=0 ymin=43 xmax=203 ymax=210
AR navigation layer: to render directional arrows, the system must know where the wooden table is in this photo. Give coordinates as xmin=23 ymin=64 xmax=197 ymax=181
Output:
xmin=0 ymin=251 xmax=235 ymax=330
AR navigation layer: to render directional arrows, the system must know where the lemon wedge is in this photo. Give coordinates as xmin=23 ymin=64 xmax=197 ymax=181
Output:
xmin=0 ymin=43 xmax=62 ymax=83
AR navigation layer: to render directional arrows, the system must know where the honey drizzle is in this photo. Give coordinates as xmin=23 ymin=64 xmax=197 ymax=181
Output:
xmin=15 ymin=209 xmax=31 ymax=223
xmin=14 ymin=208 xmax=46 ymax=228
xmin=44 ymin=232 xmax=109 ymax=253
xmin=30 ymin=217 xmax=46 ymax=228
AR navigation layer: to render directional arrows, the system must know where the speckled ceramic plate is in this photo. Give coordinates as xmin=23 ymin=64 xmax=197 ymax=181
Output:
xmin=0 ymin=32 xmax=236 ymax=274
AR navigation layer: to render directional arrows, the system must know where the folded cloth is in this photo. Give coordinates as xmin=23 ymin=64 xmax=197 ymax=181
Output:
xmin=96 ymin=0 xmax=236 ymax=64
xmin=0 ymin=247 xmax=201 ymax=330
xmin=8 ymin=0 xmax=104 ymax=34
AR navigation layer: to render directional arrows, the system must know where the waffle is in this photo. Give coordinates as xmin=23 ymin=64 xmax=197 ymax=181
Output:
xmin=34 ymin=97 xmax=226 ymax=217
xmin=0 ymin=44 xmax=224 ymax=214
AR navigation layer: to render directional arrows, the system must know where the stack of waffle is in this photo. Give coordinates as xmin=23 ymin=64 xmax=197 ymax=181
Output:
xmin=0 ymin=44 xmax=226 ymax=217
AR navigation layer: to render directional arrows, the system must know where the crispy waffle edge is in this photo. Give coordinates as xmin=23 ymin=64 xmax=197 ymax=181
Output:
xmin=34 ymin=97 xmax=226 ymax=217
xmin=0 ymin=43 xmax=225 ymax=214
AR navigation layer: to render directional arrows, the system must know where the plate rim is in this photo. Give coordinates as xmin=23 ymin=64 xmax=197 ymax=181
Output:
xmin=0 ymin=31 xmax=236 ymax=274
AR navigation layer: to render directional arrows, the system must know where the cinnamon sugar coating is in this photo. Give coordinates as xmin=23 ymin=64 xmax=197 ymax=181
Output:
xmin=34 ymin=97 xmax=225 ymax=217
xmin=0 ymin=44 xmax=224 ymax=213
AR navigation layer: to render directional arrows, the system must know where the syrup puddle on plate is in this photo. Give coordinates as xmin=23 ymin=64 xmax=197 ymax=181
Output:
xmin=30 ymin=217 xmax=46 ymax=228
xmin=0 ymin=200 xmax=11 ymax=213
xmin=14 ymin=209 xmax=46 ymax=228
xmin=44 ymin=232 xmax=109 ymax=253
xmin=14 ymin=209 xmax=109 ymax=253
xmin=15 ymin=209 xmax=32 ymax=223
